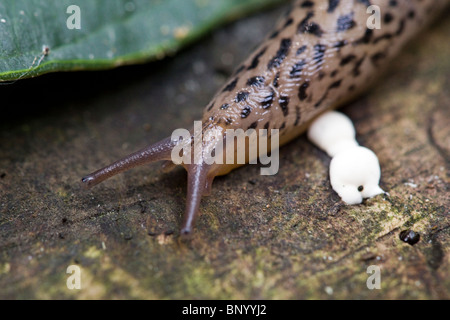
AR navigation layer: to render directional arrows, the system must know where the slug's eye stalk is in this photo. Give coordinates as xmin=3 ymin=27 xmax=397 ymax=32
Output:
xmin=80 ymin=136 xmax=176 ymax=190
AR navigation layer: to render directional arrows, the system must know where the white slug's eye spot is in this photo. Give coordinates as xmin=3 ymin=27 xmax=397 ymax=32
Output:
xmin=329 ymin=146 xmax=383 ymax=205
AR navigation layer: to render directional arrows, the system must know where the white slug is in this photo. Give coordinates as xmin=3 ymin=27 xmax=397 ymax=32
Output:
xmin=308 ymin=110 xmax=384 ymax=204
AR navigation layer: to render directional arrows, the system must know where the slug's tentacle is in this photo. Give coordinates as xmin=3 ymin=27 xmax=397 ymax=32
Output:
xmin=81 ymin=136 xmax=175 ymax=188
xmin=181 ymin=163 xmax=214 ymax=235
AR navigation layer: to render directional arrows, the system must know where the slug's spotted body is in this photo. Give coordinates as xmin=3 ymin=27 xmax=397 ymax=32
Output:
xmin=82 ymin=0 xmax=448 ymax=235
xmin=203 ymin=0 xmax=442 ymax=143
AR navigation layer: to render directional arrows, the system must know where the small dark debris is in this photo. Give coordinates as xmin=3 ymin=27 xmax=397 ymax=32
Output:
xmin=62 ymin=217 xmax=68 ymax=224
xmin=0 ymin=173 xmax=5 ymax=179
xmin=248 ymin=179 xmax=256 ymax=185
xmin=399 ymin=229 xmax=420 ymax=245
xmin=58 ymin=233 xmax=65 ymax=239
xmin=123 ymin=234 xmax=133 ymax=241
xmin=165 ymin=230 xmax=174 ymax=236
xmin=360 ymin=252 xmax=377 ymax=261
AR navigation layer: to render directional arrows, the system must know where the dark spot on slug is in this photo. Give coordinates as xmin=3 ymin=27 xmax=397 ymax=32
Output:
xmin=389 ymin=0 xmax=397 ymax=7
xmin=269 ymin=30 xmax=280 ymax=39
xmin=241 ymin=106 xmax=252 ymax=118
xmin=395 ymin=19 xmax=405 ymax=36
xmin=327 ymin=0 xmax=340 ymax=13
xmin=247 ymin=47 xmax=267 ymax=70
xmin=318 ymin=71 xmax=326 ymax=80
xmin=358 ymin=185 xmax=364 ymax=192
xmin=279 ymin=122 xmax=286 ymax=130
xmin=283 ymin=18 xmax=294 ymax=28
xmin=314 ymin=79 xmax=342 ymax=108
xmin=268 ymin=38 xmax=292 ymax=69
xmin=302 ymin=22 xmax=323 ymax=37
xmin=209 ymin=116 xmax=214 ymax=121
xmin=399 ymin=230 xmax=420 ymax=246
xmin=300 ymin=0 xmax=314 ymax=8
xmin=294 ymin=106 xmax=301 ymax=126
xmin=290 ymin=59 xmax=307 ymax=78
xmin=352 ymin=55 xmax=366 ymax=77
xmin=374 ymin=19 xmax=405 ymax=44
xmin=223 ymin=78 xmax=238 ymax=92
xmin=337 ymin=13 xmax=356 ymax=32
xmin=207 ymin=102 xmax=215 ymax=111
xmin=247 ymin=76 xmax=265 ymax=87
xmin=298 ymin=81 xmax=309 ymax=101
xmin=314 ymin=96 xmax=326 ymax=109
xmin=298 ymin=12 xmax=323 ymax=37
xmin=354 ymin=28 xmax=373 ymax=44
xmin=340 ymin=54 xmax=357 ymax=66
xmin=330 ymin=69 xmax=338 ymax=77
xmin=408 ymin=10 xmax=415 ymax=19
xmin=261 ymin=88 xmax=275 ymax=109
xmin=371 ymin=52 xmax=386 ymax=65
xmin=296 ymin=45 xmax=307 ymax=55
xmin=225 ymin=118 xmax=233 ymax=125
xmin=234 ymin=65 xmax=245 ymax=75
xmin=235 ymin=91 xmax=249 ymax=103
xmin=273 ymin=72 xmax=280 ymax=88
xmin=329 ymin=79 xmax=342 ymax=89
xmin=333 ymin=40 xmax=348 ymax=48
xmin=348 ymin=85 xmax=355 ymax=91
xmin=384 ymin=12 xmax=394 ymax=24
xmin=248 ymin=121 xmax=258 ymax=130
xmin=313 ymin=44 xmax=326 ymax=65
xmin=220 ymin=103 xmax=229 ymax=110
xmin=298 ymin=11 xmax=313 ymax=29
xmin=279 ymin=95 xmax=289 ymax=116
xmin=374 ymin=33 xmax=393 ymax=44
xmin=357 ymin=0 xmax=371 ymax=6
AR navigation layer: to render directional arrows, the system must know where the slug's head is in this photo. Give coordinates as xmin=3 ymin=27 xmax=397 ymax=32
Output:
xmin=329 ymin=146 xmax=384 ymax=205
xmin=81 ymin=123 xmax=230 ymax=236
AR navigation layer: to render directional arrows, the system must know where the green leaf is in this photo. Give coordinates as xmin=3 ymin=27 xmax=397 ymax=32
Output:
xmin=0 ymin=0 xmax=286 ymax=82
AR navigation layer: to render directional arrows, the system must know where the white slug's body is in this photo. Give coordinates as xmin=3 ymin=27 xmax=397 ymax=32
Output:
xmin=308 ymin=111 xmax=384 ymax=204
xmin=307 ymin=111 xmax=358 ymax=157
xmin=82 ymin=0 xmax=448 ymax=234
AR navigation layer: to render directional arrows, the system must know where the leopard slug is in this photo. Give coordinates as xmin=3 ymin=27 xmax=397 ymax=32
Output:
xmin=82 ymin=0 xmax=448 ymax=235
